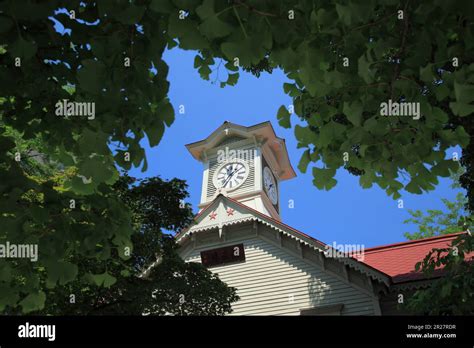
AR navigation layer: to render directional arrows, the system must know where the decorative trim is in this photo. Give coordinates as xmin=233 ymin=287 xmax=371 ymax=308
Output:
xmin=391 ymin=279 xmax=435 ymax=291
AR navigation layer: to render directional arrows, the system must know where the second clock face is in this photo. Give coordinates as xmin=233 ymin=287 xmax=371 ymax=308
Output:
xmin=214 ymin=162 xmax=248 ymax=190
xmin=263 ymin=166 xmax=278 ymax=205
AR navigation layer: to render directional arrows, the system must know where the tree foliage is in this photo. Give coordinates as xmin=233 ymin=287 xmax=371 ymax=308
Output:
xmin=36 ymin=175 xmax=238 ymax=315
xmin=403 ymin=168 xmax=473 ymax=314
xmin=404 ymin=231 xmax=474 ymax=315
xmin=2 ymin=167 xmax=239 ymax=315
xmin=1 ymin=0 xmax=473 ymax=310
xmin=404 ymin=168 xmax=472 ymax=240
xmin=404 ymin=192 xmax=468 ymax=240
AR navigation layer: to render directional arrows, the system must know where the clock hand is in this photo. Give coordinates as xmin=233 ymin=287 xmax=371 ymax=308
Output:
xmin=223 ymin=166 xmax=241 ymax=186
xmin=225 ymin=164 xmax=246 ymax=185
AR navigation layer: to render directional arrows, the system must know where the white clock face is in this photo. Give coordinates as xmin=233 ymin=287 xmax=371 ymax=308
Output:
xmin=263 ymin=166 xmax=278 ymax=205
xmin=214 ymin=162 xmax=248 ymax=190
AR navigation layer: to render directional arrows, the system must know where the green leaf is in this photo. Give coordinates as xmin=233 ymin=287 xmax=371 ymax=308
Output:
xmin=87 ymin=272 xmax=117 ymax=288
xmin=0 ymin=264 xmax=12 ymax=282
xmin=120 ymin=269 xmax=131 ymax=277
xmin=358 ymin=53 xmax=374 ymax=83
xmin=335 ymin=4 xmax=352 ymax=25
xmin=406 ymin=179 xmax=423 ymax=194
xmin=454 ymin=81 xmax=474 ymax=104
xmin=221 ymin=31 xmax=270 ymax=67
xmin=146 ymin=118 xmax=164 ymax=147
xmin=225 ymin=61 xmax=239 ymax=72
xmin=454 ymin=125 xmax=470 ymax=147
xmin=226 ymin=72 xmax=239 ymax=86
xmin=78 ymin=156 xmax=115 ymax=184
xmin=298 ymin=149 xmax=311 ymax=173
xmin=318 ymin=121 xmax=345 ymax=148
xmin=449 ymin=102 xmax=474 ymax=117
xmin=197 ymin=0 xmax=233 ymax=39
xmin=198 ymin=64 xmax=212 ymax=80
xmin=168 ymin=15 xmax=208 ymax=50
xmin=277 ymin=105 xmax=291 ymax=128
xmin=19 ymin=291 xmax=46 ymax=313
xmin=359 ymin=172 xmax=375 ymax=189
xmin=115 ymin=4 xmax=145 ymax=24
xmin=415 ymin=261 xmax=421 ymax=271
xmin=419 ymin=64 xmax=434 ymax=83
xmin=431 ymin=107 xmax=448 ymax=123
xmin=172 ymin=0 xmax=201 ymax=11
xmin=434 ymin=83 xmax=450 ymax=101
xmin=199 ymin=16 xmax=233 ymax=39
xmin=283 ymin=83 xmax=300 ymax=97
xmin=0 ymin=283 xmax=19 ymax=311
xmin=9 ymin=38 xmax=37 ymax=61
xmin=312 ymin=167 xmax=337 ymax=190
xmin=0 ymin=16 xmax=14 ymax=33
xmin=343 ymin=101 xmax=363 ymax=126
xmin=150 ymin=0 xmax=175 ymax=13
xmin=160 ymin=100 xmax=175 ymax=127
xmin=65 ymin=175 xmax=96 ymax=195
xmin=194 ymin=54 xmax=204 ymax=68
xmin=431 ymin=160 xmax=457 ymax=177
xmin=44 ymin=261 xmax=79 ymax=287
xmin=294 ymin=125 xmax=315 ymax=147
xmin=77 ymin=60 xmax=106 ymax=95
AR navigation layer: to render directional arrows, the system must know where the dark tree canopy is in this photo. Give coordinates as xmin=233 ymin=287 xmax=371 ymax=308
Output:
xmin=6 ymin=173 xmax=238 ymax=315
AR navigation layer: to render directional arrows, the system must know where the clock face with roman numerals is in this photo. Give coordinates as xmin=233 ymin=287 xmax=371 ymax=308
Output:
xmin=213 ymin=161 xmax=249 ymax=190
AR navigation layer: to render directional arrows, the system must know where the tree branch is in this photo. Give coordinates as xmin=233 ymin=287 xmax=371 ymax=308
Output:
xmin=233 ymin=0 xmax=278 ymax=17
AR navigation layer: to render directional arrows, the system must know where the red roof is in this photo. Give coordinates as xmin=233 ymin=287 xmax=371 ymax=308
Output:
xmin=354 ymin=232 xmax=473 ymax=283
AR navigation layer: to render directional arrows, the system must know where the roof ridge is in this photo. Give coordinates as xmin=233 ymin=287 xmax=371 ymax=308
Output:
xmin=363 ymin=232 xmax=467 ymax=253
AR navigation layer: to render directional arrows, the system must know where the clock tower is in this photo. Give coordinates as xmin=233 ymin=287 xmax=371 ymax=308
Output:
xmin=185 ymin=121 xmax=296 ymax=221
xmin=175 ymin=121 xmax=390 ymax=316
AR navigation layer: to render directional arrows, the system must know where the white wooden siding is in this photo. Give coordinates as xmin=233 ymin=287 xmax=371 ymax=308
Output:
xmin=184 ymin=237 xmax=376 ymax=315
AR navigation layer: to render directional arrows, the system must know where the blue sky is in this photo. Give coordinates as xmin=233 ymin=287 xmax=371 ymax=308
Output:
xmin=129 ymin=48 xmax=463 ymax=248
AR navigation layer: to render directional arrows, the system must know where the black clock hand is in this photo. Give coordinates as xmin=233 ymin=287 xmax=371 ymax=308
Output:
xmin=223 ymin=166 xmax=242 ymax=186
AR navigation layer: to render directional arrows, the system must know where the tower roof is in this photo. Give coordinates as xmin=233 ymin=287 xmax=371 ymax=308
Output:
xmin=185 ymin=121 xmax=296 ymax=180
